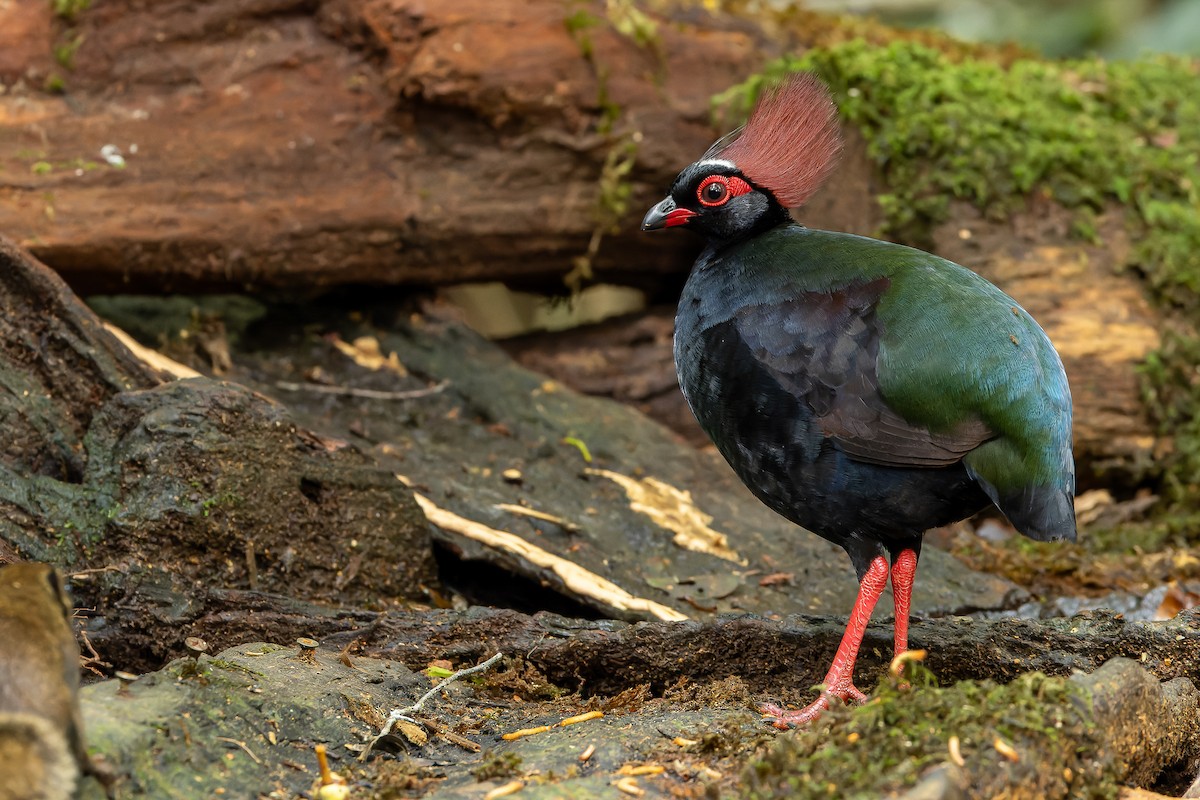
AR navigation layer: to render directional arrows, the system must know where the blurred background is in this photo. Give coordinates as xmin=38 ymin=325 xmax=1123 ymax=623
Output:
xmin=806 ymin=0 xmax=1200 ymax=59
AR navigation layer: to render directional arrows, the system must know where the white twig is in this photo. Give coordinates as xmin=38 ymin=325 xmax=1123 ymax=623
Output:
xmin=359 ymin=652 xmax=503 ymax=761
xmin=274 ymin=379 xmax=450 ymax=400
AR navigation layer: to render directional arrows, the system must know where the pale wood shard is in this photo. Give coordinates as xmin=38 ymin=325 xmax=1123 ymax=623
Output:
xmin=102 ymin=323 xmax=200 ymax=380
xmin=409 ymin=490 xmax=688 ymax=622
xmin=585 ymin=468 xmax=746 ymax=565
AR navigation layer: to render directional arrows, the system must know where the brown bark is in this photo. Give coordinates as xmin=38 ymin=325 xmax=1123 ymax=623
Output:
xmin=0 ymin=237 xmax=163 ymax=481
xmin=0 ymin=0 xmax=778 ymax=294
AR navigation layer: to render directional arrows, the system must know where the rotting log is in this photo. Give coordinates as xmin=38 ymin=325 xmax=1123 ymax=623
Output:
xmin=316 ymin=605 xmax=1200 ymax=697
xmin=0 ymin=238 xmax=436 ymax=671
xmin=0 ymin=237 xmax=163 ymax=481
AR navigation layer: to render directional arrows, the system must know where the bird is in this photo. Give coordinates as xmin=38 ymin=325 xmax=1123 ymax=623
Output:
xmin=0 ymin=562 xmax=93 ymax=800
xmin=642 ymin=73 xmax=1075 ymax=727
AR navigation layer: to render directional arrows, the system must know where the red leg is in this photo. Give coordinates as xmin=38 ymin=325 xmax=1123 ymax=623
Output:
xmin=891 ymin=548 xmax=918 ymax=658
xmin=761 ymin=555 xmax=890 ymax=728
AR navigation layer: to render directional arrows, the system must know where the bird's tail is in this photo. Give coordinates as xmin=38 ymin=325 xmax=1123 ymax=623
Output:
xmin=972 ymin=474 xmax=1077 ymax=543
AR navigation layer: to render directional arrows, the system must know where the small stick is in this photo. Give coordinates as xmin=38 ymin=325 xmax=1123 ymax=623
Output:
xmin=416 ymin=716 xmax=482 ymax=753
xmin=494 ymin=504 xmax=581 ymax=533
xmin=359 ymin=652 xmax=502 ymax=761
xmin=216 ymin=737 xmax=262 ymax=765
xmin=274 ymin=379 xmax=450 ymax=401
xmin=483 ymin=781 xmax=524 ymax=799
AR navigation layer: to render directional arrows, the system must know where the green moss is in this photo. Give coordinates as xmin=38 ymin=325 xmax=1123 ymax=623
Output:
xmin=473 ymin=750 xmax=523 ymax=781
xmin=54 ymin=33 xmax=84 ymax=69
xmin=50 ymin=0 xmax=89 ymax=21
xmin=744 ymin=665 xmax=1117 ymax=799
xmin=1139 ymin=331 xmax=1200 ymax=512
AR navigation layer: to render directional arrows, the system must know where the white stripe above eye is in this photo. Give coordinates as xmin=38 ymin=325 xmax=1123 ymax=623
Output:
xmin=695 ymin=159 xmax=737 ymax=171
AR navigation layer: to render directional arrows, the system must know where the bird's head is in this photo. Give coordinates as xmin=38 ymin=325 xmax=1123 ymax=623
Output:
xmin=642 ymin=73 xmax=843 ymax=244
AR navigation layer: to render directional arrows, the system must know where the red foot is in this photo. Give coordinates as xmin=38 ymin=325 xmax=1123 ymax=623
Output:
xmin=759 ymin=555 xmax=891 ymax=729
xmin=759 ymin=682 xmax=868 ymax=729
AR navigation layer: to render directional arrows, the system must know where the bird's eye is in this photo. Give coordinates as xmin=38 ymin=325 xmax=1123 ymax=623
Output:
xmin=697 ymin=175 xmax=731 ymax=207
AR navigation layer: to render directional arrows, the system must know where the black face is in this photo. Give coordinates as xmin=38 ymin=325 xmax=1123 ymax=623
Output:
xmin=642 ymin=160 xmax=786 ymax=244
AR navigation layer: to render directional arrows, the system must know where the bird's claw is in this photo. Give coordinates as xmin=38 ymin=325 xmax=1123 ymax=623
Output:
xmin=759 ymin=682 xmax=867 ymax=728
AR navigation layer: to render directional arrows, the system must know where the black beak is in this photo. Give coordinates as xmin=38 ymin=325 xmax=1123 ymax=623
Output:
xmin=642 ymin=197 xmax=697 ymax=231
xmin=641 ymin=197 xmax=675 ymax=231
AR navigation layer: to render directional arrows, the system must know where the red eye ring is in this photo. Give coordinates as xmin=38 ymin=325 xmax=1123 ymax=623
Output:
xmin=697 ymin=174 xmax=753 ymax=207
xmin=697 ymin=175 xmax=731 ymax=207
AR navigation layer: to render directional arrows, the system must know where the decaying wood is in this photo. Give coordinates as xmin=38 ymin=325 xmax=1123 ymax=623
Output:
xmin=0 ymin=0 xmax=775 ymax=294
xmin=0 ymin=239 xmax=435 ymax=672
xmin=0 ymin=238 xmax=164 ymax=482
xmin=344 ymin=605 xmax=1200 ymax=697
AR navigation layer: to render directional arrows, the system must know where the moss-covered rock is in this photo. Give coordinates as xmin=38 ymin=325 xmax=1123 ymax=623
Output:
xmin=743 ymin=656 xmax=1198 ymax=799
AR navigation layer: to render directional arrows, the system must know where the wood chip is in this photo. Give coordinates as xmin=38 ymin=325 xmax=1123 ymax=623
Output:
xmin=484 ymin=780 xmax=524 ymax=799
xmin=501 ymin=725 xmax=551 ymax=741
xmin=416 ymin=716 xmax=482 ymax=753
xmin=615 ymin=777 xmax=645 ymax=796
xmin=948 ymin=735 xmax=965 ymax=766
xmin=584 ymin=468 xmax=746 ymax=565
xmin=617 ymin=764 xmax=664 ymax=776
xmin=102 ymin=322 xmax=200 ymax=379
xmin=560 ymin=710 xmax=604 ymax=726
xmin=758 ymin=572 xmax=794 ymax=587
xmin=993 ymin=737 xmax=1019 ymax=762
xmin=396 ymin=720 xmax=427 ymax=746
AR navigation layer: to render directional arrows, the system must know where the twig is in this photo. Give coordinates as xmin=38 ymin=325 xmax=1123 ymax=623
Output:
xmin=273 ymin=379 xmax=450 ymax=401
xmin=76 ymin=627 xmax=111 ymax=677
xmin=68 ymin=566 xmax=124 ymax=578
xmin=217 ymin=737 xmax=262 ymax=765
xmin=358 ymin=652 xmax=503 ymax=761
xmin=416 ymin=716 xmax=482 ymax=753
xmin=495 ymin=504 xmax=581 ymax=534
